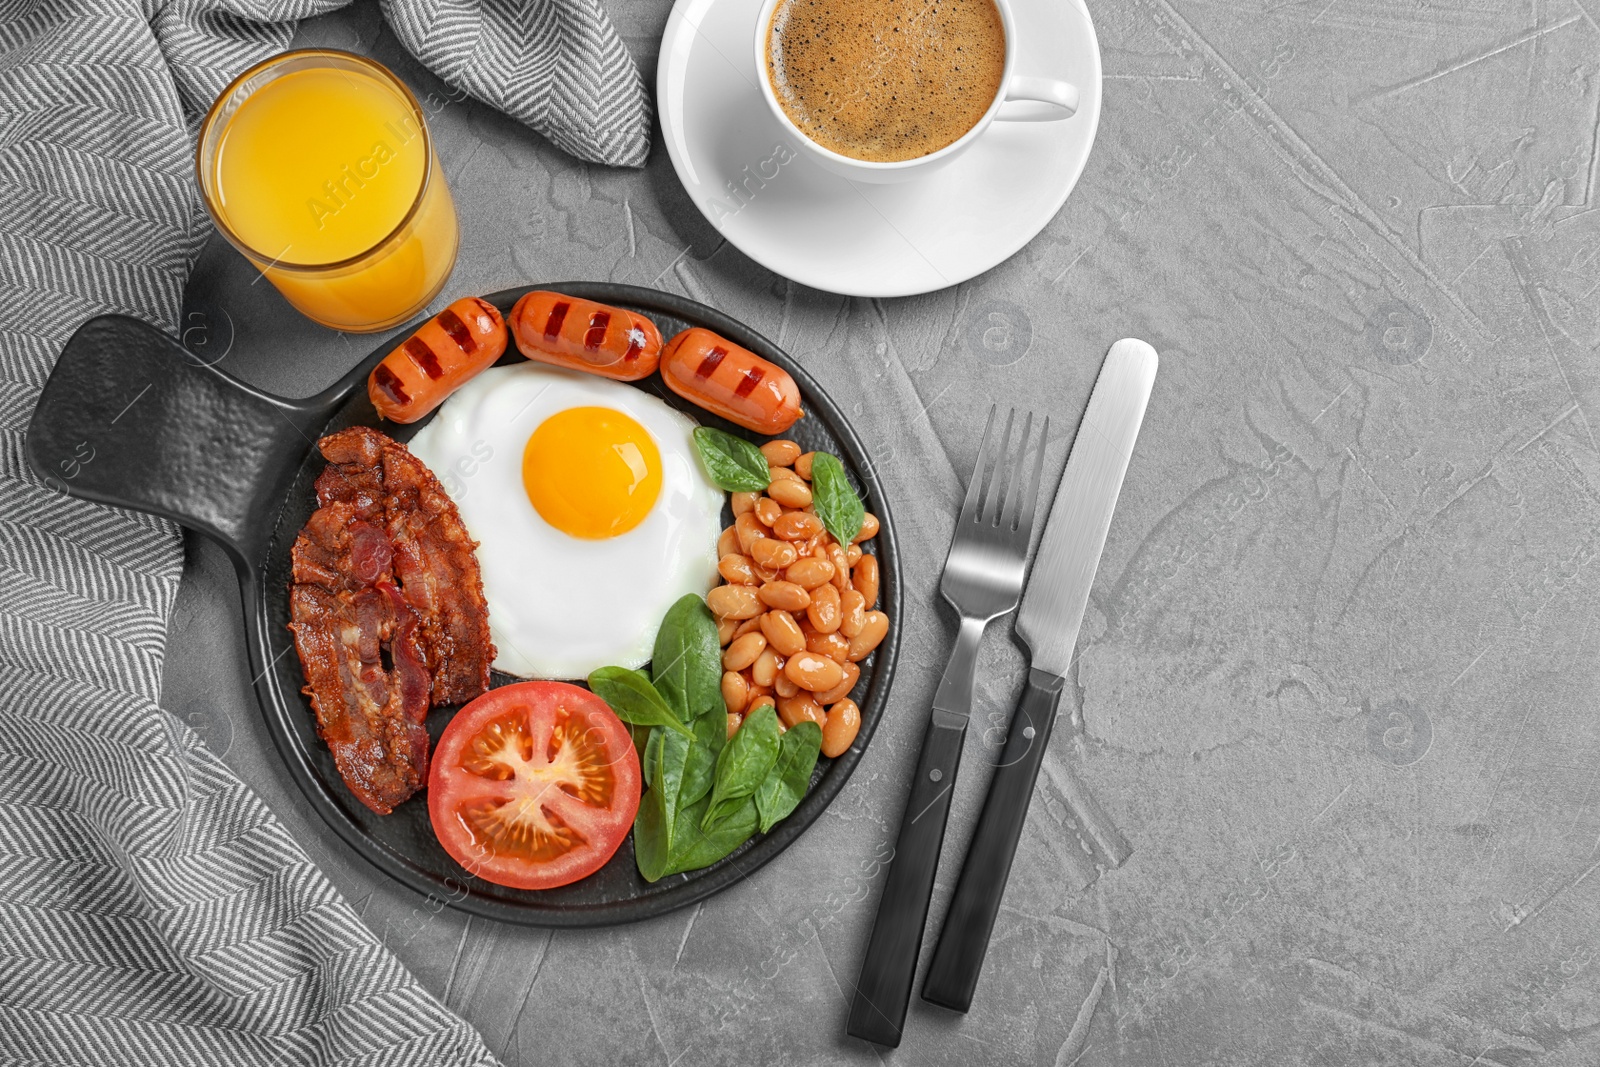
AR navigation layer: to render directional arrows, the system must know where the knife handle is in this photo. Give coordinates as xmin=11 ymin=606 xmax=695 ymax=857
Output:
xmin=923 ymin=668 xmax=1127 ymax=1012
xmin=848 ymin=707 xmax=968 ymax=1047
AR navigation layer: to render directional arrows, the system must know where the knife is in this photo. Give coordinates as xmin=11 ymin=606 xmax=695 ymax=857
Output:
xmin=921 ymin=338 xmax=1157 ymax=1013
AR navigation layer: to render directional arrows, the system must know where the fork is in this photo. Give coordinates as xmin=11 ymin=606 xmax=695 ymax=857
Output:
xmin=847 ymin=406 xmax=1050 ymax=1048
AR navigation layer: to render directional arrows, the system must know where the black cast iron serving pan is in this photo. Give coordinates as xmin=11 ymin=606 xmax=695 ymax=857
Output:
xmin=24 ymin=283 xmax=901 ymax=927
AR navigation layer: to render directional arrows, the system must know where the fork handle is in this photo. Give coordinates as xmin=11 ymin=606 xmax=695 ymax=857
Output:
xmin=847 ymin=707 xmax=968 ymax=1047
xmin=923 ymin=668 xmax=1129 ymax=1012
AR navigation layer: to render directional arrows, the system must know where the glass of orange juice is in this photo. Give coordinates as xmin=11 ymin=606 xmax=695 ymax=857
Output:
xmin=196 ymin=50 xmax=459 ymax=333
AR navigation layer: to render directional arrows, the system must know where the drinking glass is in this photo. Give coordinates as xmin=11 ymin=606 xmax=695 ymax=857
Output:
xmin=196 ymin=50 xmax=459 ymax=332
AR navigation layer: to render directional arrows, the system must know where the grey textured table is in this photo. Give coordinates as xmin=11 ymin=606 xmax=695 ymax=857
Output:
xmin=163 ymin=1 xmax=1600 ymax=1063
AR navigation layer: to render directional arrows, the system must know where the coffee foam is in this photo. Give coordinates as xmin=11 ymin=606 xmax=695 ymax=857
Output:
xmin=766 ymin=0 xmax=1006 ymax=163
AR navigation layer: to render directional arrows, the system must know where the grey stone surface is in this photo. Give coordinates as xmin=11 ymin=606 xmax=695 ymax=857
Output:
xmin=162 ymin=0 xmax=1600 ymax=1062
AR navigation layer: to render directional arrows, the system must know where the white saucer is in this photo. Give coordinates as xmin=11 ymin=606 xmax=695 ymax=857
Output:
xmin=656 ymin=0 xmax=1102 ymax=298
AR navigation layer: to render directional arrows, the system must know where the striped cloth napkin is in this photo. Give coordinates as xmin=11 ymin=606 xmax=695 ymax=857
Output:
xmin=0 ymin=0 xmax=647 ymax=1063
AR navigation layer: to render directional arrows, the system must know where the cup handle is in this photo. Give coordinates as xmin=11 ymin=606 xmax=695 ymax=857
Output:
xmin=995 ymin=75 xmax=1079 ymax=122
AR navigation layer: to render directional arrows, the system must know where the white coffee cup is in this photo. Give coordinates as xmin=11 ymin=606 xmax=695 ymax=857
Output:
xmin=753 ymin=0 xmax=1078 ymax=184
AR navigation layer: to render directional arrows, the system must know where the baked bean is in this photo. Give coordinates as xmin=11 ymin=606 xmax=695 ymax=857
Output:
xmin=760 ymin=609 xmax=807 ymax=656
xmin=785 ymin=651 xmax=844 ymax=693
xmin=812 ymin=660 xmax=859 ymax=705
xmin=727 ymin=712 xmax=743 ymax=739
xmin=767 ymin=478 xmax=813 ymax=509
xmin=708 ymin=584 xmax=761 ymax=619
xmin=807 ymin=582 xmax=842 ymax=633
xmin=723 ymin=631 xmax=767 ymax=671
xmin=718 ymin=525 xmax=739 ymax=558
xmin=736 ymin=512 xmax=768 ymax=554
xmin=852 ymin=554 xmax=879 ymax=609
xmin=717 ymin=617 xmax=737 ymax=645
xmin=751 ymin=538 xmax=799 ymax=569
xmin=768 ymin=479 xmax=812 ymax=508
xmin=807 ymin=630 xmax=851 ymax=660
xmin=774 ymin=673 xmax=799 ymax=699
xmin=752 ymin=562 xmax=780 ymax=584
xmin=718 ymin=553 xmax=757 ymax=586
xmin=786 ymin=557 xmax=835 ymax=589
xmin=795 ymin=452 xmax=815 ymax=480
xmin=840 ymin=589 xmax=866 ymax=638
xmin=848 ymin=611 xmax=889 ymax=661
xmin=755 ymin=497 xmax=783 ymax=527
xmin=733 ymin=615 xmax=764 ymax=640
xmin=760 ymin=439 xmax=802 ymax=467
xmin=846 ymin=544 xmax=862 ymax=566
xmin=778 ymin=693 xmax=826 ymax=729
xmin=821 ymin=699 xmax=861 ymax=757
xmin=759 ymin=580 xmax=811 ymax=612
xmin=827 ymin=543 xmax=851 ymax=591
xmin=752 ymin=648 xmax=781 ymax=688
xmin=854 ymin=512 xmax=880 ymax=543
xmin=768 ymin=466 xmax=803 ymax=484
xmin=774 ymin=512 xmax=824 ymax=541
xmin=732 ymin=491 xmax=758 ymax=517
xmin=747 ymin=694 xmax=775 ymax=714
xmin=721 ymin=670 xmax=748 ymax=713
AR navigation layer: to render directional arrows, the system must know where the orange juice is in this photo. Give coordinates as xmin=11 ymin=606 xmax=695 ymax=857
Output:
xmin=198 ymin=52 xmax=459 ymax=332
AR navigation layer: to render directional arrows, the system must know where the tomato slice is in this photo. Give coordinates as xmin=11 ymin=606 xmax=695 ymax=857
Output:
xmin=429 ymin=681 xmax=641 ymax=890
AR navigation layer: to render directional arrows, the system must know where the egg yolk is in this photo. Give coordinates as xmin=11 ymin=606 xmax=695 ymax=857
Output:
xmin=522 ymin=406 xmax=663 ymax=539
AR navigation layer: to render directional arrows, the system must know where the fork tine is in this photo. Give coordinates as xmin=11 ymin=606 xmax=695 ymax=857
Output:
xmin=958 ymin=405 xmax=999 ymax=525
xmin=1012 ymin=415 xmax=1050 ymax=539
xmin=997 ymin=411 xmax=1035 ymax=532
xmin=980 ymin=408 xmax=1017 ymax=525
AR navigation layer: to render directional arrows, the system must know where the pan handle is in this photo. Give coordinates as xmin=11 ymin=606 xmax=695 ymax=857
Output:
xmin=24 ymin=314 xmax=347 ymax=572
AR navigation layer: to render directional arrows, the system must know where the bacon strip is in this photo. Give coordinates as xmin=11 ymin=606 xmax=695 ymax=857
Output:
xmin=289 ymin=427 xmax=494 ymax=814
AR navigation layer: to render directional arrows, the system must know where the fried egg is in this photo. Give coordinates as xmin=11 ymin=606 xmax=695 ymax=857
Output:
xmin=408 ymin=363 xmax=722 ymax=679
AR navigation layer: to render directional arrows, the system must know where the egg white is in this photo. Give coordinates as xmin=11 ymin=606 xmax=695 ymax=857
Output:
xmin=408 ymin=363 xmax=722 ymax=680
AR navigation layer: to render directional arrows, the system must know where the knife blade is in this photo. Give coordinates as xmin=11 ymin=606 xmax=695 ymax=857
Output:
xmin=922 ymin=338 xmax=1157 ymax=1013
xmin=1016 ymin=337 xmax=1158 ymax=673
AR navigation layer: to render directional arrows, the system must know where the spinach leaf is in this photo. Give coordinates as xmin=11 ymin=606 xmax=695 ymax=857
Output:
xmin=703 ymin=703 xmax=781 ymax=830
xmin=634 ymin=784 xmax=671 ymax=882
xmin=809 ymin=452 xmax=865 ymax=546
xmin=588 ymin=666 xmax=693 ymax=739
xmin=667 ymin=793 xmax=760 ymax=875
xmin=635 ymin=727 xmax=691 ymax=882
xmin=755 ymin=721 xmax=822 ymax=834
xmin=681 ymin=703 xmax=726 ymax=809
xmin=692 ymin=426 xmax=771 ymax=493
xmin=651 ymin=594 xmax=723 ymax=721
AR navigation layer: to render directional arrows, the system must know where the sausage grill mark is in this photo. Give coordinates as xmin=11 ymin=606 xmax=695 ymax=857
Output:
xmin=623 ymin=328 xmax=645 ymax=362
xmin=437 ymin=308 xmax=477 ymax=355
xmin=583 ymin=311 xmax=611 ymax=352
xmin=544 ymin=301 xmax=570 ymax=342
xmin=372 ymin=364 xmax=410 ymax=405
xmin=696 ymin=346 xmax=728 ymax=379
xmin=403 ymin=337 xmax=444 ymax=380
xmin=734 ymin=366 xmax=765 ymax=399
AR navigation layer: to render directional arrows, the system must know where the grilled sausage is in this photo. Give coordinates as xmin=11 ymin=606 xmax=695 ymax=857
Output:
xmin=660 ymin=328 xmax=803 ymax=434
xmin=508 ymin=290 xmax=663 ymax=381
xmin=368 ymin=297 xmax=507 ymax=424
